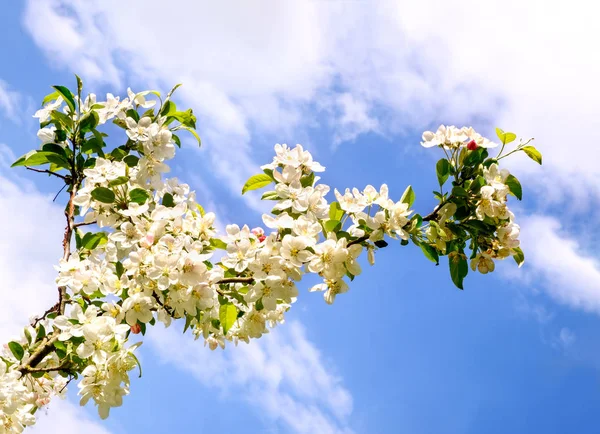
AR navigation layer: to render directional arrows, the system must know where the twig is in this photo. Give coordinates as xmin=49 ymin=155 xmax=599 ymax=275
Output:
xmin=73 ymin=221 xmax=97 ymax=228
xmin=52 ymin=184 xmax=68 ymax=202
xmin=31 ymin=302 xmax=59 ymax=327
xmin=347 ymin=234 xmax=369 ymax=247
xmin=217 ymin=277 xmax=255 ymax=285
xmin=25 ymin=166 xmax=67 ymax=180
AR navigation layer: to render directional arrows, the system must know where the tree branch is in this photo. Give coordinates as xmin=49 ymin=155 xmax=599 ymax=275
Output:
xmin=17 ymin=332 xmax=60 ymax=374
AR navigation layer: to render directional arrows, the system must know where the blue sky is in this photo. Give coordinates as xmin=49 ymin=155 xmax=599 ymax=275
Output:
xmin=1 ymin=1 xmax=600 ymax=433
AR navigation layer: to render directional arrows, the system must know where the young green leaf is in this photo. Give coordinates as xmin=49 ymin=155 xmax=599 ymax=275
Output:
xmin=512 ymin=247 xmax=525 ymax=267
xmin=521 ymin=145 xmax=542 ymax=165
xmin=41 ymin=90 xmax=61 ymax=106
xmin=242 ymin=174 xmax=273 ymax=195
xmin=505 ymin=174 xmax=523 ymax=200
xmin=219 ymin=303 xmax=237 ymax=335
xmin=400 ymin=185 xmax=416 ymax=208
xmin=329 ymin=201 xmax=344 ymax=221
xmin=261 ymin=191 xmax=279 ymax=200
xmin=324 ymin=219 xmax=341 ymax=233
xmin=495 ymin=127 xmax=517 ymax=145
xmin=210 ymin=238 xmax=228 ymax=250
xmin=91 ymin=187 xmax=116 ymax=204
xmin=180 ymin=126 xmax=202 ymax=146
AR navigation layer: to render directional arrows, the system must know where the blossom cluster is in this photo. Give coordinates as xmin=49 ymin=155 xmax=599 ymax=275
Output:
xmin=421 ymin=124 xmax=498 ymax=149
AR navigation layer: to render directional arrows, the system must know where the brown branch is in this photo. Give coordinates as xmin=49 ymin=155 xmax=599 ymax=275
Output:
xmin=31 ymin=302 xmax=59 ymax=327
xmin=348 ymin=234 xmax=369 ymax=247
xmin=25 ymin=166 xmax=68 ymax=180
xmin=17 ymin=332 xmax=60 ymax=374
xmin=74 ymin=221 xmax=97 ymax=228
xmin=19 ymin=361 xmax=72 ymax=374
xmin=217 ymin=277 xmax=255 ymax=285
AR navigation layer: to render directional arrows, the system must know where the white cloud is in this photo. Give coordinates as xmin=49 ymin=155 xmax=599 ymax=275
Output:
xmin=148 ymin=321 xmax=354 ymax=434
xmin=21 ymin=0 xmax=600 ymax=211
xmin=518 ymin=215 xmax=600 ymax=314
xmin=0 ymin=145 xmax=65 ymax=343
xmin=558 ymin=327 xmax=576 ymax=348
xmin=0 ymin=80 xmax=24 ymax=123
xmin=30 ymin=400 xmax=112 ymax=434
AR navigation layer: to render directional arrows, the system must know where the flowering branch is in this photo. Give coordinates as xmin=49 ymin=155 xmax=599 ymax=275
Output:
xmin=0 ymin=79 xmax=542 ymax=433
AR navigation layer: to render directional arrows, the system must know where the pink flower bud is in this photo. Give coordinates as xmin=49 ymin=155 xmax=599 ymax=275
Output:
xmin=130 ymin=323 xmax=142 ymax=334
xmin=251 ymin=227 xmax=266 ymax=242
xmin=467 ymin=140 xmax=478 ymax=151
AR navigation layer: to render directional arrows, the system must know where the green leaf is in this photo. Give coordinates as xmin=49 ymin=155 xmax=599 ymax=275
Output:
xmin=12 ymin=151 xmax=49 ymax=168
xmin=505 ymin=174 xmax=522 ymax=200
xmin=126 ymin=108 xmax=140 ymax=122
xmin=123 ymin=155 xmax=139 ymax=167
xmin=420 ymin=243 xmax=439 ymax=265
xmin=400 ymin=185 xmax=415 ymax=208
xmin=41 ymin=90 xmax=61 ymax=106
xmin=52 ymin=85 xmax=76 ymax=114
xmin=79 ymin=111 xmax=99 ymax=133
xmin=210 ymin=238 xmax=228 ymax=250
xmin=181 ymin=126 xmax=202 ymax=146
xmin=451 ymin=186 xmax=468 ymax=197
xmin=464 ymin=147 xmax=488 ymax=167
xmin=162 ymin=192 xmax=175 ymax=207
xmin=324 ymin=219 xmax=341 ymax=233
xmin=108 ymin=176 xmax=129 ymax=187
xmin=81 ymin=138 xmax=104 ymax=156
xmin=436 ymin=159 xmax=451 ymax=187
xmin=300 ymin=172 xmax=315 ymax=188
xmin=81 ymin=232 xmax=108 ymax=250
xmin=165 ymin=83 xmax=182 ymax=102
xmin=521 ymin=145 xmax=542 ymax=165
xmin=130 ymin=351 xmax=143 ymax=378
xmin=261 ymin=191 xmax=279 ymax=200
xmin=255 ymin=298 xmax=264 ymax=311
xmin=36 ymin=324 xmax=46 ymax=342
xmin=91 ymin=187 xmax=115 ymax=204
xmin=160 ymin=100 xmax=177 ymax=117
xmin=219 ymin=304 xmax=237 ymax=335
xmin=196 ymin=203 xmax=205 ymax=217
xmin=242 ymin=174 xmax=273 ymax=195
xmin=512 ymin=247 xmax=525 ymax=267
xmin=75 ymin=74 xmax=83 ymax=94
xmin=329 ymin=201 xmax=344 ymax=221
xmin=449 ymin=252 xmax=468 ymax=290
xmin=8 ymin=342 xmax=24 ymax=361
xmin=129 ymin=188 xmax=150 ymax=205
xmin=495 ymin=127 xmax=517 ymax=145
xmin=115 ymin=261 xmax=125 ymax=279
